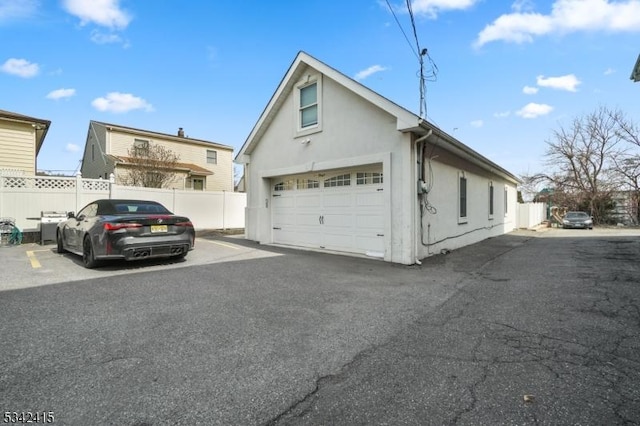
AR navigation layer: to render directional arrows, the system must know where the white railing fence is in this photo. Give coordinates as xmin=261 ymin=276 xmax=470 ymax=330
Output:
xmin=0 ymin=173 xmax=245 ymax=232
xmin=516 ymin=202 xmax=546 ymax=229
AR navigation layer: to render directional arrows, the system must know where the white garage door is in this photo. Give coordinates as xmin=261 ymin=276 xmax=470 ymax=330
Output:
xmin=271 ymin=168 xmax=385 ymax=257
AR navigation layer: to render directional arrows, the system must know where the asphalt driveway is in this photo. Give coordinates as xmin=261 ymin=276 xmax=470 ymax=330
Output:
xmin=1 ymin=228 xmax=639 ymax=425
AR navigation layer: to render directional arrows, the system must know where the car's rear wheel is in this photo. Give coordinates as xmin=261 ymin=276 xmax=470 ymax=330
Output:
xmin=83 ymin=235 xmax=98 ymax=269
xmin=56 ymin=230 xmax=65 ymax=254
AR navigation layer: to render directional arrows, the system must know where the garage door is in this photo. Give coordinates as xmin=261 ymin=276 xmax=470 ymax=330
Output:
xmin=271 ymin=168 xmax=385 ymax=257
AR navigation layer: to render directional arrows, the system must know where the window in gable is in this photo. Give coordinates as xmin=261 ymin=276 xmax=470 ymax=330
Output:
xmin=300 ymin=83 xmax=318 ymax=128
xmin=207 ymin=149 xmax=217 ymax=164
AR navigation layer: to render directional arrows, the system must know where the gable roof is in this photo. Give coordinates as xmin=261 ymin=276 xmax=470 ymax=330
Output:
xmin=0 ymin=109 xmax=51 ymax=155
xmin=91 ymin=120 xmax=233 ymax=151
xmin=235 ymin=51 xmax=520 ymax=184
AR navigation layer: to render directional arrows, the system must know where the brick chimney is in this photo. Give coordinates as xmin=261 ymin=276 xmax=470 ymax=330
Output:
xmin=178 ymin=127 xmax=185 ymax=137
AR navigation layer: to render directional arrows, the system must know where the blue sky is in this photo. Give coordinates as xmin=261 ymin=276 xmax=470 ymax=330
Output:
xmin=1 ymin=0 xmax=639 ymax=178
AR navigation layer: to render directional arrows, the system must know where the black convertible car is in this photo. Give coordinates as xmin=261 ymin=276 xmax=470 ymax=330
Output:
xmin=56 ymin=199 xmax=195 ymax=268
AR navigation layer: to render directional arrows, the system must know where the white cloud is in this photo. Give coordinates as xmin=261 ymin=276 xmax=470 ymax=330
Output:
xmin=91 ymin=92 xmax=153 ymax=113
xmin=354 ymin=65 xmax=387 ymax=81
xmin=523 ymin=85 xmax=539 ymax=94
xmin=604 ymin=68 xmax=615 ymax=75
xmin=411 ymin=0 xmax=480 ymax=18
xmin=536 ymin=74 xmax=581 ymax=91
xmin=66 ymin=143 xmax=80 ymax=153
xmin=470 ymin=119 xmax=484 ymax=127
xmin=474 ymin=0 xmax=640 ymax=48
xmin=46 ymin=88 xmax=76 ymax=100
xmin=494 ymin=111 xmax=511 ymax=118
xmin=0 ymin=0 xmax=39 ymax=21
xmin=1 ymin=58 xmax=39 ymax=78
xmin=516 ymin=102 xmax=553 ymax=118
xmin=90 ymin=30 xmax=122 ymax=44
xmin=62 ymin=0 xmax=132 ymax=29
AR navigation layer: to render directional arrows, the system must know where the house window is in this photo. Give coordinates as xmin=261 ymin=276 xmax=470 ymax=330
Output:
xmin=295 ymin=75 xmax=322 ymax=135
xmin=324 ymin=174 xmax=351 ymax=187
xmin=206 ymin=150 xmax=217 ymax=164
xmin=297 ymin=178 xmax=319 ymax=189
xmin=459 ymin=173 xmax=467 ymax=221
xmin=504 ymin=188 xmax=508 ymax=216
xmin=300 ymin=83 xmax=318 ymax=128
xmin=192 ymin=178 xmax=204 ymax=191
xmin=133 ymin=139 xmax=149 ymax=156
xmin=356 ymin=172 xmax=383 ymax=185
xmin=489 ymin=182 xmax=494 ymax=219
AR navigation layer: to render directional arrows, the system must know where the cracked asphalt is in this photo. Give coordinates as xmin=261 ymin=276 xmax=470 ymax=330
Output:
xmin=272 ymin=229 xmax=640 ymax=425
xmin=1 ymin=228 xmax=639 ymax=425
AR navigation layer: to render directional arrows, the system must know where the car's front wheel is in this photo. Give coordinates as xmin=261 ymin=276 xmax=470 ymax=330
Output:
xmin=83 ymin=235 xmax=98 ymax=269
xmin=56 ymin=230 xmax=65 ymax=254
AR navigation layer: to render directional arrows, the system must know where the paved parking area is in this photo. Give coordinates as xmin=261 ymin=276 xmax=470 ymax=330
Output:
xmin=1 ymin=233 xmax=281 ymax=292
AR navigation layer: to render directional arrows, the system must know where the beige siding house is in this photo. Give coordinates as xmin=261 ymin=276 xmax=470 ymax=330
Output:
xmin=0 ymin=109 xmax=51 ymax=176
xmin=81 ymin=121 xmax=234 ymax=191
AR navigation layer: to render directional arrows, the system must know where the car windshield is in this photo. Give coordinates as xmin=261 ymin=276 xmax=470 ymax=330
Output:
xmin=109 ymin=202 xmax=171 ymax=215
xmin=566 ymin=212 xmax=588 ymax=219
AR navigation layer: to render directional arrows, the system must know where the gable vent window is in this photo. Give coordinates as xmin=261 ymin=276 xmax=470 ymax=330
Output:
xmin=324 ymin=174 xmax=351 ymax=187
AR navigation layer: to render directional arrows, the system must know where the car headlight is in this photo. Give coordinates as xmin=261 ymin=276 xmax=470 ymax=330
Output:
xmin=563 ymin=220 xmax=570 ymax=224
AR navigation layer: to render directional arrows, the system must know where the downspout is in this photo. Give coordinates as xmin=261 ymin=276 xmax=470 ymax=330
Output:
xmin=413 ymin=129 xmax=432 ymax=265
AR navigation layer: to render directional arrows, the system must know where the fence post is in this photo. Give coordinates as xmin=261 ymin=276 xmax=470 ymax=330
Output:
xmin=75 ymin=172 xmax=82 ymax=212
xmin=222 ymin=191 xmax=226 ymax=230
xmin=109 ymin=173 xmax=115 ymax=199
xmin=0 ymin=176 xmax=4 ymax=218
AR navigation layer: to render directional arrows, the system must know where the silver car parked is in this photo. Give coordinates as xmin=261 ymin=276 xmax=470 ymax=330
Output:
xmin=562 ymin=211 xmax=593 ymax=229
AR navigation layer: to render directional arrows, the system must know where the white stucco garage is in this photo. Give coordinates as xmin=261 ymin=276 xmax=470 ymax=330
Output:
xmin=235 ymin=52 xmax=520 ymax=265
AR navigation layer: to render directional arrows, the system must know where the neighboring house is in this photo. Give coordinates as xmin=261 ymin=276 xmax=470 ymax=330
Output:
xmin=0 ymin=109 xmax=51 ymax=176
xmin=610 ymin=190 xmax=639 ymax=225
xmin=235 ymin=51 xmax=521 ymax=265
xmin=81 ymin=121 xmax=235 ymax=191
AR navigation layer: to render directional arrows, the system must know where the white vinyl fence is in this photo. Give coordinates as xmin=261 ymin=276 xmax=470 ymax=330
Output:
xmin=516 ymin=202 xmax=546 ymax=229
xmin=0 ymin=173 xmax=246 ymax=233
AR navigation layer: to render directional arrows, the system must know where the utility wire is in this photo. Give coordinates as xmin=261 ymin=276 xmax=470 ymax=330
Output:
xmin=385 ymin=0 xmax=419 ymax=59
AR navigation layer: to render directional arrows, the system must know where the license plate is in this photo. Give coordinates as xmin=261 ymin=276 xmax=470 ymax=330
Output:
xmin=151 ymin=225 xmax=168 ymax=233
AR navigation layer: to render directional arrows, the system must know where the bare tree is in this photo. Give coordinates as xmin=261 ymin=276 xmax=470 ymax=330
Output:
xmin=120 ymin=141 xmax=181 ymax=188
xmin=524 ymin=106 xmax=628 ymax=223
